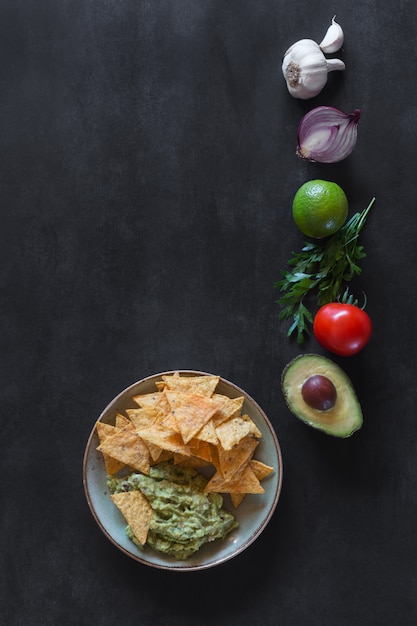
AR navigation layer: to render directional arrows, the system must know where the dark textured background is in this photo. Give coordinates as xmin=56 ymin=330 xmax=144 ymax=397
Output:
xmin=1 ymin=1 xmax=416 ymax=625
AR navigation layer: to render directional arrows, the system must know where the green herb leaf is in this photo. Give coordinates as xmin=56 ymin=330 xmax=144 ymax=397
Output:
xmin=275 ymin=197 xmax=375 ymax=344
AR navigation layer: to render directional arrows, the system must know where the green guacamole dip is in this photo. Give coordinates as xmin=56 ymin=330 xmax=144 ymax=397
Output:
xmin=107 ymin=461 xmax=238 ymax=560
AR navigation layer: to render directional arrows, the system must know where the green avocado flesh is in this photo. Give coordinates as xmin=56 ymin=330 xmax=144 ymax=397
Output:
xmin=281 ymin=354 xmax=363 ymax=437
xmin=108 ymin=462 xmax=238 ymax=560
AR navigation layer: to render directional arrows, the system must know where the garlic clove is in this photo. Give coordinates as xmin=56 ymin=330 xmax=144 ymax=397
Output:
xmin=319 ymin=16 xmax=344 ymax=54
xmin=326 ymin=58 xmax=346 ymax=73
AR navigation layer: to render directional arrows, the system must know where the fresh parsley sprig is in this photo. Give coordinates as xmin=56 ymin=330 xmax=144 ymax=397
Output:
xmin=275 ymin=197 xmax=376 ymax=344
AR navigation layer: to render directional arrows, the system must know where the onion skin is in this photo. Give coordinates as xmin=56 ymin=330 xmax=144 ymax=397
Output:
xmin=297 ymin=106 xmax=361 ymax=164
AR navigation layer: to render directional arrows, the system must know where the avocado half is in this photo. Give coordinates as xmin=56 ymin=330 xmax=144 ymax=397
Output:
xmin=281 ymin=354 xmax=363 ymax=437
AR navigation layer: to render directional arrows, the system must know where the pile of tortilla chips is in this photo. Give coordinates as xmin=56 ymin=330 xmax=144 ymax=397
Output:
xmin=96 ymin=373 xmax=274 ymax=517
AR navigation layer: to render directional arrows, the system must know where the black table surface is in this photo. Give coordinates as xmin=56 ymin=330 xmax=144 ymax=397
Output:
xmin=2 ymin=2 xmax=416 ymax=625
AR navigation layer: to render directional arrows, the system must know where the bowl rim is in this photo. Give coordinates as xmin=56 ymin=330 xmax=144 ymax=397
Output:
xmin=83 ymin=370 xmax=283 ymax=571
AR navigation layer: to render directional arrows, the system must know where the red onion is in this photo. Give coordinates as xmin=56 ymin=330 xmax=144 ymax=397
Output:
xmin=297 ymin=106 xmax=361 ymax=163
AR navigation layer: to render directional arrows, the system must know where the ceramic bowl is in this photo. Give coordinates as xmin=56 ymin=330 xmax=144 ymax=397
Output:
xmin=83 ymin=370 xmax=283 ymax=571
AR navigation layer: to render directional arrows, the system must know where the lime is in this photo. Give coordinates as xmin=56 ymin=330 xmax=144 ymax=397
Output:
xmin=292 ymin=180 xmax=348 ymax=238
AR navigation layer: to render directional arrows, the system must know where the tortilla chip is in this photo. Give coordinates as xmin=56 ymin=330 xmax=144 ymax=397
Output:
xmin=115 ymin=413 xmax=131 ymax=429
xmin=145 ymin=441 xmax=164 ymax=463
xmin=99 ymin=453 xmax=124 ymax=477
xmin=194 ymin=419 xmax=219 ymax=445
xmin=137 ymin=424 xmax=192 ymax=456
xmin=110 ymin=491 xmax=153 ymax=545
xmin=173 ymin=453 xmax=211 ymax=468
xmin=209 ymin=443 xmax=221 ymax=471
xmin=96 ymin=421 xmax=115 ymax=440
xmin=189 ymin=438 xmax=212 ymax=462
xmin=217 ymin=435 xmax=259 ymax=481
xmin=150 ymin=449 xmax=173 ymax=464
xmin=215 ymin=413 xmax=262 ymax=450
xmin=125 ymin=408 xmax=157 ymax=430
xmin=241 ymin=414 xmax=262 ymax=438
xmin=250 ymin=459 xmax=274 ymax=481
xmin=215 ymin=416 xmax=250 ymax=450
xmin=205 ymin=464 xmax=265 ymax=494
xmin=159 ymin=411 xmax=180 ymax=432
xmin=162 ymin=373 xmax=220 ymax=397
xmin=97 ymin=426 xmax=150 ymax=474
xmin=131 ymin=391 xmax=170 ymax=419
xmin=165 ymin=392 xmax=220 ymax=443
xmin=96 ymin=422 xmax=126 ymax=475
xmin=211 ymin=395 xmax=245 ymax=426
xmin=230 ymin=492 xmax=246 ymax=508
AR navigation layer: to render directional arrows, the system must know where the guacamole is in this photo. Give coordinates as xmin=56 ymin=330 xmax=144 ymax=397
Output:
xmin=108 ymin=462 xmax=238 ymax=560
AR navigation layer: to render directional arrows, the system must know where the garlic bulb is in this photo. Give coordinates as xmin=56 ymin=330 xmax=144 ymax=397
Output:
xmin=282 ymin=38 xmax=345 ymax=100
xmin=319 ymin=16 xmax=344 ymax=53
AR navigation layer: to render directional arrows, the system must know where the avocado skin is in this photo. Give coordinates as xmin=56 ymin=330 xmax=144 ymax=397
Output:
xmin=281 ymin=354 xmax=363 ymax=438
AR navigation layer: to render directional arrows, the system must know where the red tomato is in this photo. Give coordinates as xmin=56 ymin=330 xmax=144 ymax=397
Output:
xmin=313 ymin=303 xmax=372 ymax=356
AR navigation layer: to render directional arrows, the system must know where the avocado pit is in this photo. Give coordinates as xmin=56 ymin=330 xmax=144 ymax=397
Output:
xmin=301 ymin=375 xmax=337 ymax=411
